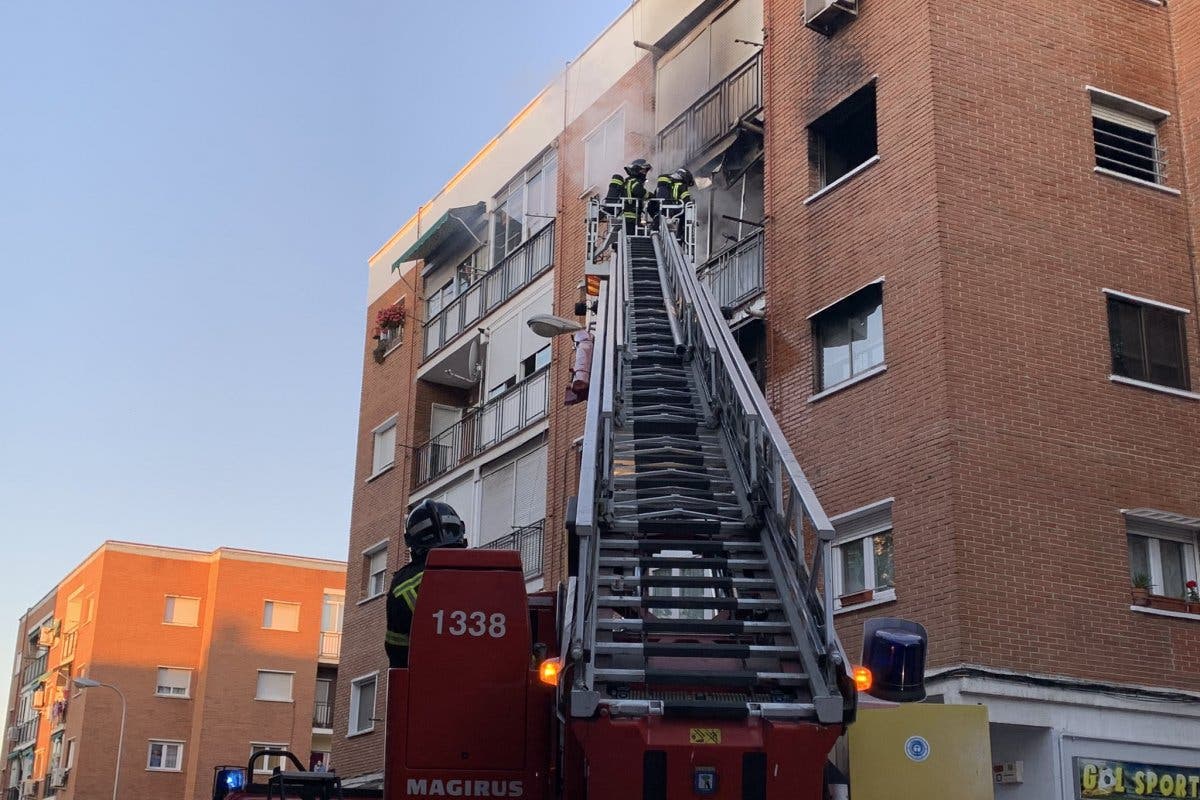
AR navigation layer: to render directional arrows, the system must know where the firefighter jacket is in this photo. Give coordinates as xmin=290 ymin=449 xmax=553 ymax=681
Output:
xmin=603 ymin=173 xmax=648 ymax=220
xmin=385 ymin=559 xmax=425 ymax=668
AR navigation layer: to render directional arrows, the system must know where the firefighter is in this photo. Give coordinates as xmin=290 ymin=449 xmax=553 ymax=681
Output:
xmin=651 ymin=167 xmax=696 ymax=245
xmin=595 ymin=158 xmax=651 ymax=258
xmin=384 ymin=499 xmax=467 ymax=668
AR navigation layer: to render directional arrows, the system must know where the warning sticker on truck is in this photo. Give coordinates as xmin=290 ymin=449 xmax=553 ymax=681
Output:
xmin=689 ymin=728 xmax=722 ymax=745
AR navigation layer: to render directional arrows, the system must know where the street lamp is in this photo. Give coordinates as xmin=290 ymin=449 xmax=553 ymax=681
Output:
xmin=73 ymin=677 xmax=126 ymax=800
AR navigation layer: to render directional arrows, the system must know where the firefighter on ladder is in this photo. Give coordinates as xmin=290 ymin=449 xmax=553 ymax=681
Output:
xmin=651 ymin=167 xmax=696 ymax=247
xmin=595 ymin=158 xmax=652 ymax=260
xmin=384 ymin=499 xmax=467 ymax=668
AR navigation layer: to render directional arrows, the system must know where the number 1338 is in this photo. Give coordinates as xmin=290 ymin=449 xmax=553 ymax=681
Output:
xmin=432 ymin=610 xmax=507 ymax=638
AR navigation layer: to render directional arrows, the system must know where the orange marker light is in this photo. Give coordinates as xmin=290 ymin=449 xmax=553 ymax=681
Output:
xmin=586 ymin=274 xmax=602 ymax=296
xmin=853 ymin=666 xmax=873 ymax=692
xmin=539 ymin=659 xmax=562 ymax=687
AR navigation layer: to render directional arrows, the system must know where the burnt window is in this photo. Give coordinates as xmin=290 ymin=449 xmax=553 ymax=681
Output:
xmin=809 ymin=82 xmax=877 ymax=191
xmin=1092 ymin=102 xmax=1166 ymax=186
xmin=1107 ymin=295 xmax=1190 ymax=391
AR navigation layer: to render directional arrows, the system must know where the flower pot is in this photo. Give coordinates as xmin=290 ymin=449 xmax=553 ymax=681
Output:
xmin=839 ymin=588 xmax=874 ymax=607
xmin=1147 ymin=594 xmax=1187 ymax=613
xmin=1130 ymin=587 xmax=1150 ymax=607
xmin=1187 ymin=602 xmax=1200 ymax=616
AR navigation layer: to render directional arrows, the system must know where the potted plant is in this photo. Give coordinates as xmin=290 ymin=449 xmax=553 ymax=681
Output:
xmin=1187 ymin=580 xmax=1200 ymax=615
xmin=376 ymin=299 xmax=407 ymax=331
xmin=1131 ymin=573 xmax=1151 ymax=606
xmin=1148 ymin=592 xmax=1188 ymax=613
xmin=839 ymin=588 xmax=874 ymax=607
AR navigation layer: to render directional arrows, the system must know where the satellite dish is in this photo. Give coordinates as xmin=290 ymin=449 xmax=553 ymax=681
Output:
xmin=527 ymin=314 xmax=583 ymax=339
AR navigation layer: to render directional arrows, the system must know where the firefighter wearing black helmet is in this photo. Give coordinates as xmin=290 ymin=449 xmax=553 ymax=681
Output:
xmin=596 ymin=158 xmax=651 ymax=250
xmin=384 ymin=499 xmax=467 ymax=668
xmin=650 ymin=167 xmax=696 ymax=244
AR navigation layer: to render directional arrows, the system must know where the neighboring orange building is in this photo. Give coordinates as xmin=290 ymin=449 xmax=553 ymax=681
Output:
xmin=0 ymin=541 xmax=345 ymax=800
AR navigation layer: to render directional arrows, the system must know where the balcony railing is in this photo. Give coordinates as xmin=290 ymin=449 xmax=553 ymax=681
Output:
xmin=6 ymin=787 xmax=18 ymax=800
xmin=422 ymin=222 xmax=555 ymax=362
xmin=479 ymin=520 xmax=544 ymax=580
xmin=318 ymin=631 xmax=341 ymax=661
xmin=697 ymin=229 xmax=764 ymax=309
xmin=9 ymin=718 xmax=37 ymax=748
xmin=313 ymin=701 xmax=333 ymax=729
xmin=413 ymin=368 xmax=550 ymax=487
xmin=20 ymin=652 xmax=47 ymax=687
xmin=657 ymin=52 xmax=762 ymax=170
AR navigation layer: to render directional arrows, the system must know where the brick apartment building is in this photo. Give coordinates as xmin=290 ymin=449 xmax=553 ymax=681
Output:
xmin=338 ymin=0 xmax=1200 ymax=794
xmin=1 ymin=542 xmax=346 ymax=800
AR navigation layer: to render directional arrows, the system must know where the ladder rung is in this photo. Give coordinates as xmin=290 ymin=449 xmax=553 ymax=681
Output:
xmin=596 ymin=642 xmax=795 ymax=658
xmin=599 ymin=557 xmax=769 ymax=569
xmin=598 ymin=576 xmax=775 ymax=590
xmin=595 ymin=619 xmax=790 ymax=634
xmin=595 ymin=669 xmax=808 ymax=687
xmin=597 ymin=596 xmax=779 ymax=610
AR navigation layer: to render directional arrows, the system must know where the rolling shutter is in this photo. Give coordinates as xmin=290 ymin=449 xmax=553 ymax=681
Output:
xmin=514 ymin=447 xmax=548 ymax=527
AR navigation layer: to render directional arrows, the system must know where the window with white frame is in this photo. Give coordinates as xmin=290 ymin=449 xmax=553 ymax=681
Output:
xmin=163 ymin=596 xmax=200 ymax=627
xmin=363 ymin=543 xmax=388 ymax=600
xmin=262 ymin=601 xmax=300 ymax=632
xmin=349 ymin=674 xmax=377 ymax=735
xmin=1090 ymin=87 xmax=1170 ymax=187
xmin=809 ymin=82 xmax=877 ymax=192
xmin=154 ymin=667 xmax=191 ymax=697
xmin=583 ymin=109 xmax=625 ymax=193
xmin=255 ymin=670 xmax=294 ymax=702
xmin=811 ymin=281 xmax=884 ymax=393
xmin=831 ymin=498 xmax=895 ymax=607
xmin=1126 ymin=509 xmax=1199 ymax=600
xmin=147 ymin=740 xmax=183 ymax=772
xmin=493 ymin=149 xmax=558 ymax=263
xmin=1106 ymin=291 xmax=1191 ymax=393
xmin=371 ymin=415 xmax=398 ymax=476
xmin=250 ymin=743 xmax=290 ymax=775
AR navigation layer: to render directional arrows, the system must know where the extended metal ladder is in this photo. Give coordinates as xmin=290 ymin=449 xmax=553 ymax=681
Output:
xmin=566 ymin=213 xmax=853 ymax=724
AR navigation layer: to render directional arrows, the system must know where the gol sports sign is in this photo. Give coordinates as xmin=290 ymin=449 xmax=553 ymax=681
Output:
xmin=1076 ymin=758 xmax=1200 ymax=799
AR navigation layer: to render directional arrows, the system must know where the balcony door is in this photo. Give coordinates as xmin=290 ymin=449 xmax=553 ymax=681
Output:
xmin=478 ymin=446 xmax=547 ymax=547
xmin=430 ymin=404 xmax=462 ymax=476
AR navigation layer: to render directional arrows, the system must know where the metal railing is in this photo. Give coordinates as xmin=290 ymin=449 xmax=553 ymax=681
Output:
xmin=58 ymin=630 xmax=77 ymax=666
xmin=656 ymin=227 xmax=850 ymax=721
xmin=479 ymin=520 xmax=545 ymax=580
xmin=413 ymin=368 xmax=550 ymax=487
xmin=20 ymin=652 xmax=46 ymax=687
xmin=9 ymin=718 xmax=37 ymax=748
xmin=318 ymin=631 xmax=341 ymax=661
xmin=656 ymin=53 xmax=762 ymax=170
xmin=6 ymin=786 xmax=17 ymax=800
xmin=697 ymin=229 xmax=764 ymax=309
xmin=1093 ymin=121 xmax=1168 ymax=185
xmin=313 ymin=701 xmax=333 ymax=729
xmin=422 ymin=222 xmax=555 ymax=361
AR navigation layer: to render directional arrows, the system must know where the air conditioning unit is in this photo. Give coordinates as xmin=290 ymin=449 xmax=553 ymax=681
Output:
xmin=50 ymin=768 xmax=68 ymax=789
xmin=20 ymin=779 xmax=37 ymax=798
xmin=37 ymin=622 xmax=59 ymax=647
xmin=805 ymin=0 xmax=858 ymax=36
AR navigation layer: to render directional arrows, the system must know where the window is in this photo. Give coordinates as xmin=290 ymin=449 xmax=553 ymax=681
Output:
xmin=255 ymin=670 xmax=294 ymax=702
xmin=371 ymin=415 xmax=398 ymax=476
xmin=809 ymin=82 xmax=877 ymax=191
xmin=65 ymin=590 xmax=83 ymax=631
xmin=493 ymin=150 xmax=558 ymax=262
xmin=262 ymin=601 xmax=300 ymax=632
xmin=425 ymin=279 xmax=455 ymax=317
xmin=154 ymin=668 xmax=191 ymax=698
xmin=147 ymin=740 xmax=183 ymax=772
xmin=831 ymin=498 xmax=895 ymax=608
xmin=349 ymin=674 xmax=377 ymax=735
xmin=584 ymin=109 xmax=625 ymax=193
xmin=363 ymin=544 xmax=388 ymax=599
xmin=163 ymin=596 xmax=200 ymax=627
xmin=521 ymin=345 xmax=551 ymax=379
xmin=811 ymin=282 xmax=884 ymax=393
xmin=487 ymin=376 xmax=517 ymax=402
xmin=64 ymin=739 xmax=76 ymax=770
xmin=320 ymin=592 xmax=344 ymax=660
xmin=1106 ymin=292 xmax=1191 ymax=392
xmin=1090 ymin=88 xmax=1170 ymax=187
xmin=250 ymin=743 xmax=290 ymax=775
xmin=1126 ymin=509 xmax=1199 ymax=600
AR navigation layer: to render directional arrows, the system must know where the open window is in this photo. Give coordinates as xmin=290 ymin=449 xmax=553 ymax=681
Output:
xmin=809 ymin=82 xmax=877 ymax=194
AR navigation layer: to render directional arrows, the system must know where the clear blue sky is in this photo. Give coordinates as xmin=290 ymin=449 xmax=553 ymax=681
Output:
xmin=0 ymin=0 xmax=628 ymax=715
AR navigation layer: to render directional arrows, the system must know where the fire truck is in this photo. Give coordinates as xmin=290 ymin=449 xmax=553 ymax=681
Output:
xmin=213 ymin=215 xmax=986 ymax=800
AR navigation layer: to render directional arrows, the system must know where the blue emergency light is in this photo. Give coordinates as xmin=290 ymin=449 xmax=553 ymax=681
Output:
xmin=861 ymin=617 xmax=928 ymax=702
xmin=212 ymin=766 xmax=246 ymax=798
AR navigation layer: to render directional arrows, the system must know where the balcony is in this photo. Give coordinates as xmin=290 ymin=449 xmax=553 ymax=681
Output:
xmin=9 ymin=718 xmax=37 ymax=749
xmin=6 ymin=787 xmax=17 ymax=800
xmin=414 ymin=368 xmax=550 ymax=487
xmin=479 ymin=520 xmax=544 ymax=580
xmin=318 ymin=631 xmax=341 ymax=661
xmin=20 ymin=652 xmax=47 ymax=688
xmin=423 ymin=222 xmax=555 ymax=362
xmin=657 ymin=52 xmax=762 ymax=170
xmin=313 ymin=701 xmax=333 ymax=729
xmin=697 ymin=229 xmax=764 ymax=310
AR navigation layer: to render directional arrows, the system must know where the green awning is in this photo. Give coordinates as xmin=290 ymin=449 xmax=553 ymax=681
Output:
xmin=392 ymin=202 xmax=486 ymax=271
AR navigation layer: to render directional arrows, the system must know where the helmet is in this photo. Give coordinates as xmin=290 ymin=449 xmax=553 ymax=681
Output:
xmin=624 ymin=158 xmax=652 ymax=177
xmin=671 ymin=167 xmax=695 ymax=186
xmin=404 ymin=499 xmax=467 ymax=555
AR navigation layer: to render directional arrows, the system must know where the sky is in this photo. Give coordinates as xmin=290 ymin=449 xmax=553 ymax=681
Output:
xmin=0 ymin=0 xmax=629 ymax=717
